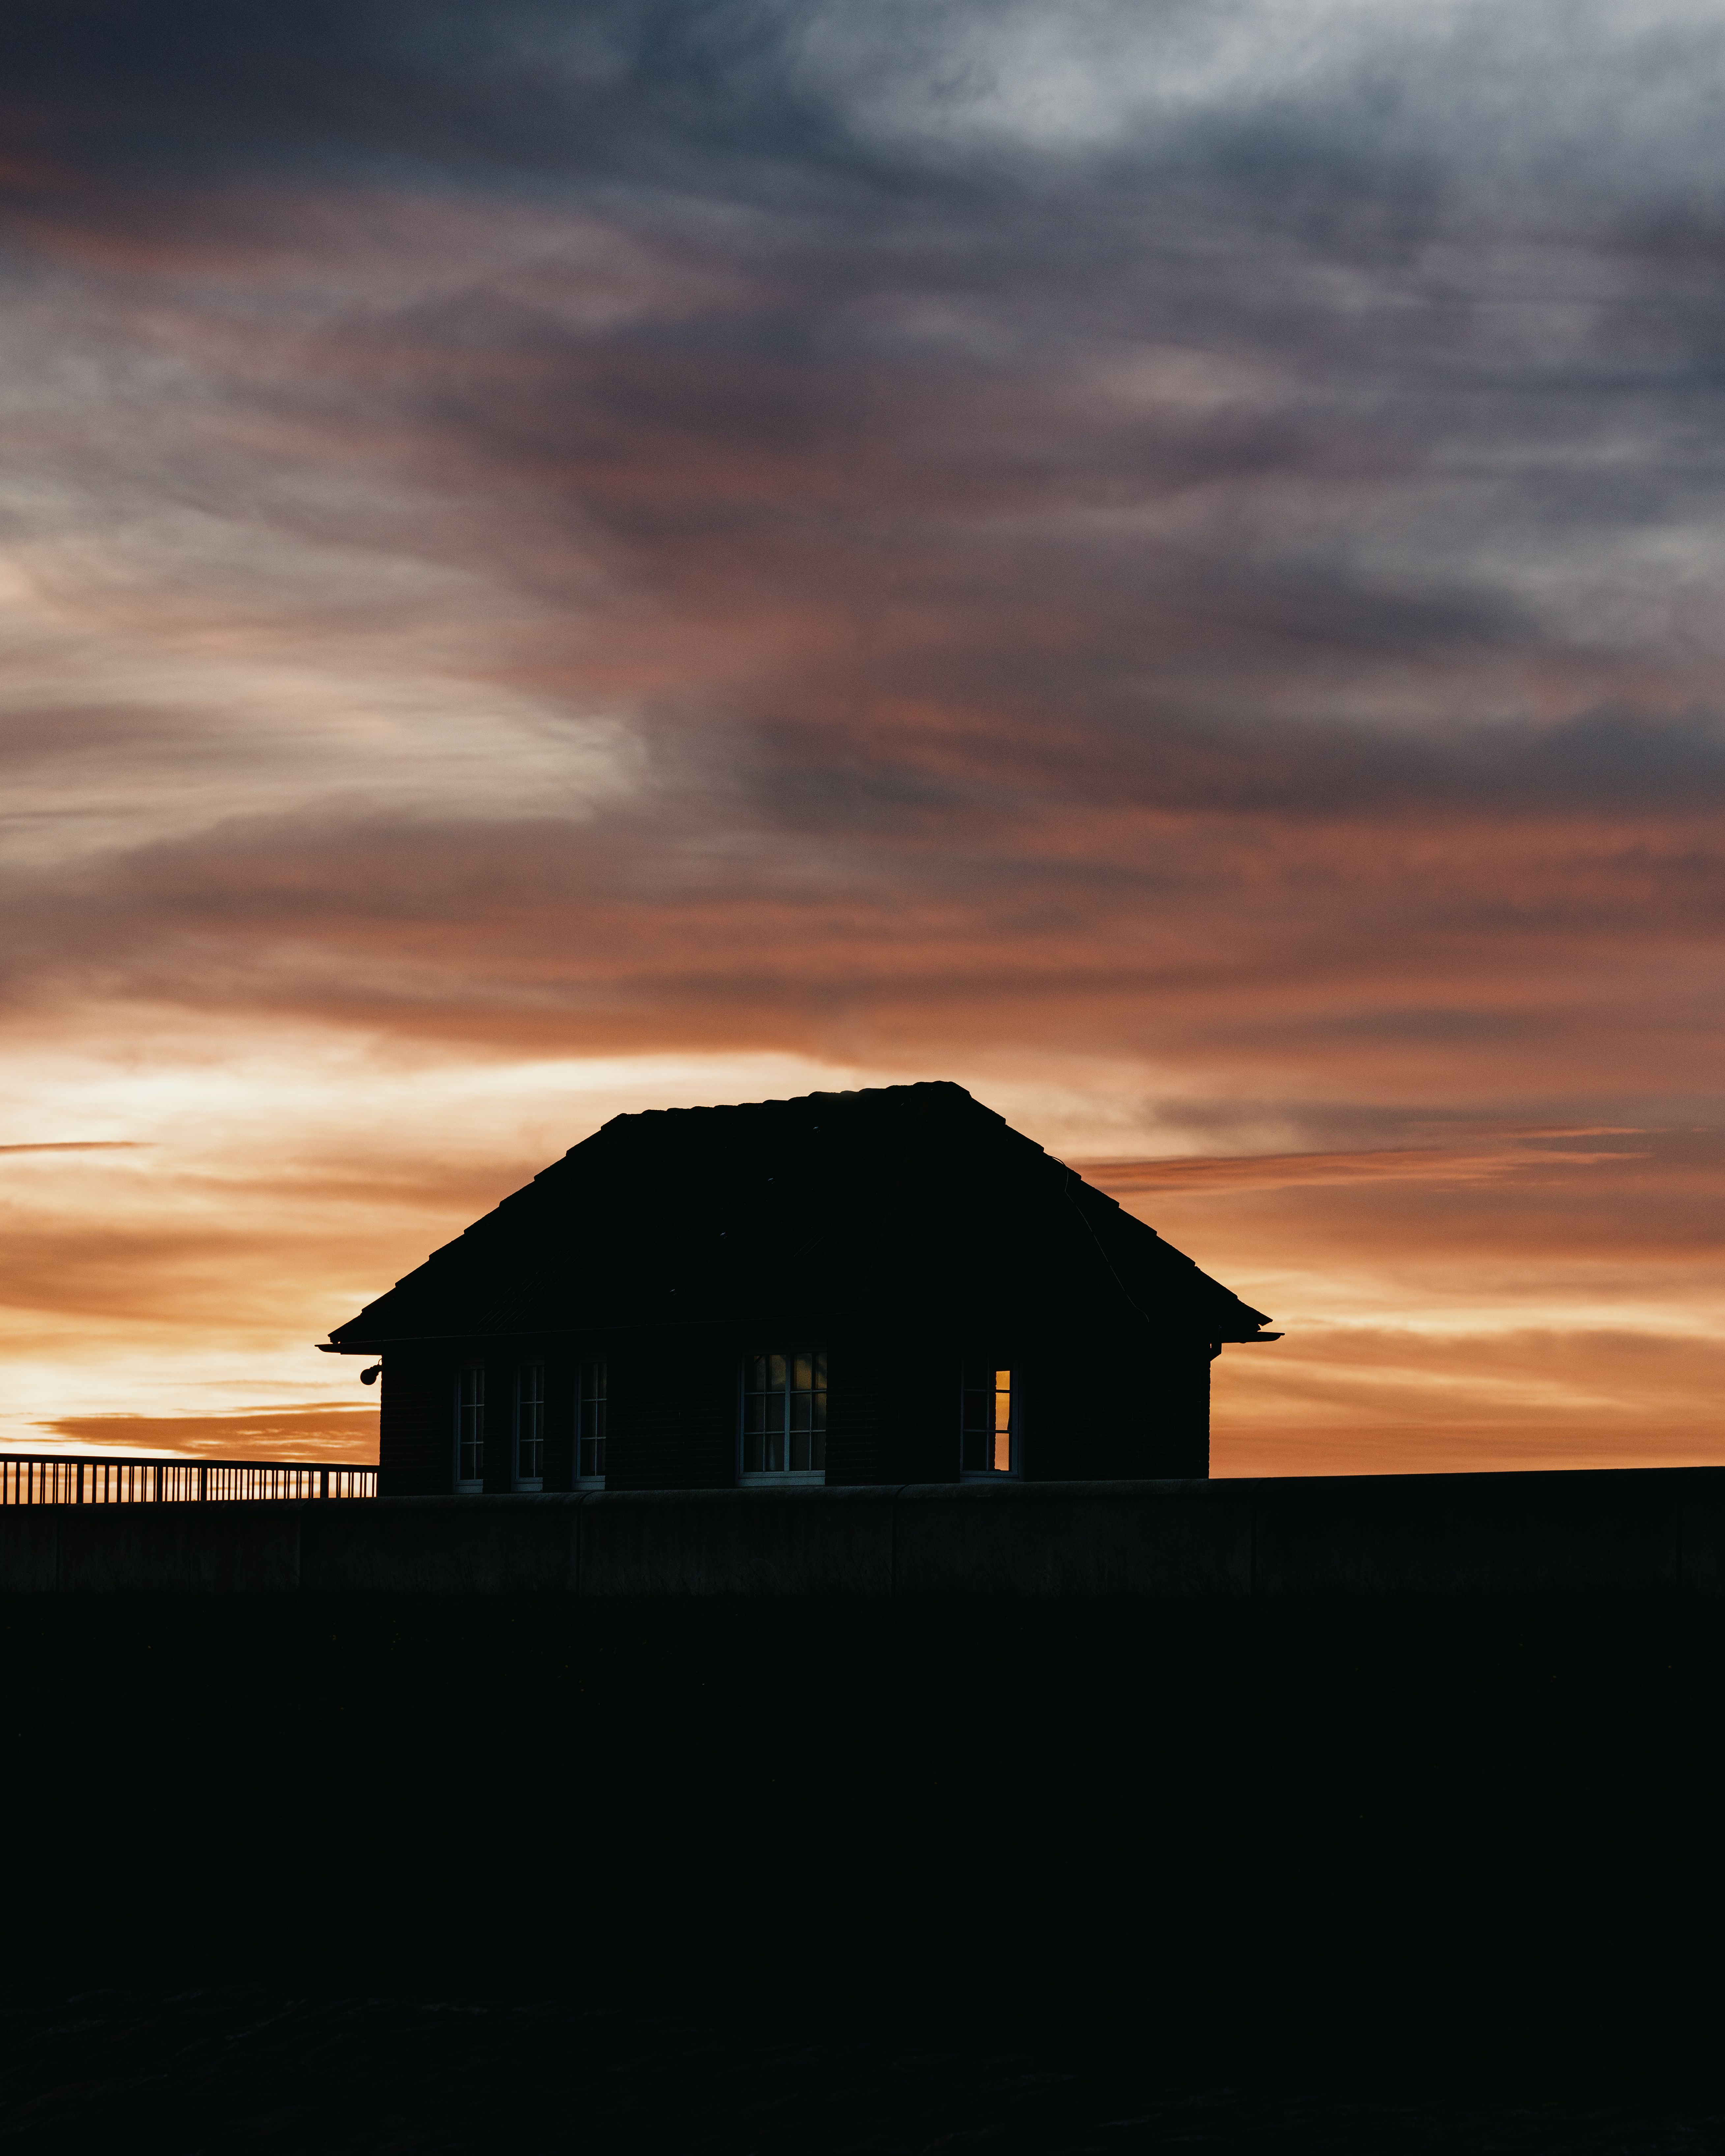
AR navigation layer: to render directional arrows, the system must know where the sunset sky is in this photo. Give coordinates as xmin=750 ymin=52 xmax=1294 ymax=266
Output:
xmin=6 ymin=1 xmax=1725 ymax=1473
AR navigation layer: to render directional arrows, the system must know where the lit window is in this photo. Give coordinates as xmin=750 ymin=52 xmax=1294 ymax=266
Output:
xmin=515 ymin=1362 xmax=545 ymax=1489
xmin=455 ymin=1364 xmax=485 ymax=1490
xmin=741 ymin=1350 xmax=826 ymax=1478
xmin=960 ymin=1359 xmax=1014 ymax=1476
xmin=576 ymin=1360 xmax=607 ymax=1484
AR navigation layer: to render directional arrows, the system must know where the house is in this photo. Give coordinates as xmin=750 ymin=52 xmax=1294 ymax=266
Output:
xmin=321 ymin=1080 xmax=1277 ymax=1494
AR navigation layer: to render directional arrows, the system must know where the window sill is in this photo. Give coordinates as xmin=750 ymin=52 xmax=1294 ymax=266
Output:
xmin=513 ymin=1479 xmax=543 ymax=1493
xmin=960 ymin=1469 xmax=1021 ymax=1482
xmin=454 ymin=1480 xmax=483 ymax=1495
xmin=738 ymin=1471 xmax=825 ymax=1487
xmin=575 ymin=1476 xmax=606 ymax=1490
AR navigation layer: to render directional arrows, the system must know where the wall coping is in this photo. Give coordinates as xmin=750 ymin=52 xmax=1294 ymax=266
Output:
xmin=5 ymin=1465 xmax=1725 ymax=1596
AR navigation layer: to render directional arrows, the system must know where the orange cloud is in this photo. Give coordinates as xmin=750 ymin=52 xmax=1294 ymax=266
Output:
xmin=40 ymin=1407 xmax=378 ymax=1463
xmin=1081 ymin=1134 xmax=1652 ymax=1197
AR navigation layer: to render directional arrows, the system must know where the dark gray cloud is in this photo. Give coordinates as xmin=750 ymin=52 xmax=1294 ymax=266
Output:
xmin=5 ymin=0 xmax=1725 ymax=1103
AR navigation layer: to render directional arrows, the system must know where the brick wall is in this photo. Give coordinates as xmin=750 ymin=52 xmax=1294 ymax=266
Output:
xmin=606 ymin=1327 xmax=738 ymax=1490
xmin=1017 ymin=1333 xmax=1210 ymax=1481
xmin=378 ymin=1353 xmax=455 ymax=1496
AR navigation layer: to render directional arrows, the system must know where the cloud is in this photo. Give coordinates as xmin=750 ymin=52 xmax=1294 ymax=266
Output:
xmin=1081 ymin=1132 xmax=1653 ymax=1197
xmin=0 ymin=1140 xmax=149 ymax=1154
xmin=39 ymin=1406 xmax=377 ymax=1462
xmin=1 ymin=3 xmax=1724 ymax=1462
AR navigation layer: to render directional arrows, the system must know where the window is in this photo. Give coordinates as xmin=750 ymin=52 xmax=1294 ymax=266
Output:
xmin=576 ymin=1360 xmax=607 ymax=1485
xmin=741 ymin=1350 xmax=826 ymax=1478
xmin=515 ymin=1361 xmax=545 ymax=1490
xmin=960 ymin=1358 xmax=1015 ymax=1476
xmin=455 ymin=1364 xmax=485 ymax=1490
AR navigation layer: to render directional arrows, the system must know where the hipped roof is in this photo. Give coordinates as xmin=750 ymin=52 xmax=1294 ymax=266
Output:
xmin=325 ymin=1081 xmax=1273 ymax=1350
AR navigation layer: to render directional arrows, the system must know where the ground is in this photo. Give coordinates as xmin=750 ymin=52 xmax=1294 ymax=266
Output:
xmin=3 ymin=1594 xmax=1722 ymax=2144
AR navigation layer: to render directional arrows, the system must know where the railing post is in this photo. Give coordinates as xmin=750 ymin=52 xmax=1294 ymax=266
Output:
xmin=76 ymin=1460 xmax=84 ymax=1505
xmin=200 ymin=1463 xmax=207 ymax=1503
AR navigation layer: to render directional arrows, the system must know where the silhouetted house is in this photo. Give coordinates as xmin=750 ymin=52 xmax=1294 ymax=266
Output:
xmin=323 ymin=1081 xmax=1276 ymax=1495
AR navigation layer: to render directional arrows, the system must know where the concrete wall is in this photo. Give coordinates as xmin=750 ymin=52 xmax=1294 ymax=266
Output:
xmin=7 ymin=1466 xmax=1725 ymax=1596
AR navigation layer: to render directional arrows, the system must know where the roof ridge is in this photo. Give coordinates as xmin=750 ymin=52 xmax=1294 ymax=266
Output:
xmin=590 ymin=1078 xmax=970 ymax=1134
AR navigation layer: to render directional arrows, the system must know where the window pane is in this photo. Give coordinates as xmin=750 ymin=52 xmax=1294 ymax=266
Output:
xmin=576 ymin=1362 xmax=607 ymax=1481
xmin=959 ymin=1359 xmax=988 ymax=1472
xmin=457 ymin=1367 xmax=485 ymax=1483
xmin=518 ymin=1363 xmax=545 ymax=1481
xmin=959 ymin=1357 xmax=1014 ymax=1474
xmin=743 ymin=1348 xmax=825 ymax=1475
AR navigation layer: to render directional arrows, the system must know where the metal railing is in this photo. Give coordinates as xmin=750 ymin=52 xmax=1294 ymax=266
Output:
xmin=0 ymin=1455 xmax=378 ymax=1505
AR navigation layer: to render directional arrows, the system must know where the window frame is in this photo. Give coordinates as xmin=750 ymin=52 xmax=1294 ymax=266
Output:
xmin=737 ymin=1347 xmax=828 ymax=1486
xmin=454 ymin=1361 xmax=485 ymax=1492
xmin=959 ymin=1357 xmax=1020 ymax=1480
xmin=513 ymin=1359 xmax=545 ymax=1492
xmin=575 ymin=1358 xmax=607 ymax=1489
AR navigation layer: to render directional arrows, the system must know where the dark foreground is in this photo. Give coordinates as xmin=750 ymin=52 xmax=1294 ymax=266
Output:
xmin=6 ymin=1987 xmax=1725 ymax=2153
xmin=4 ymin=1595 xmax=1723 ymax=2143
